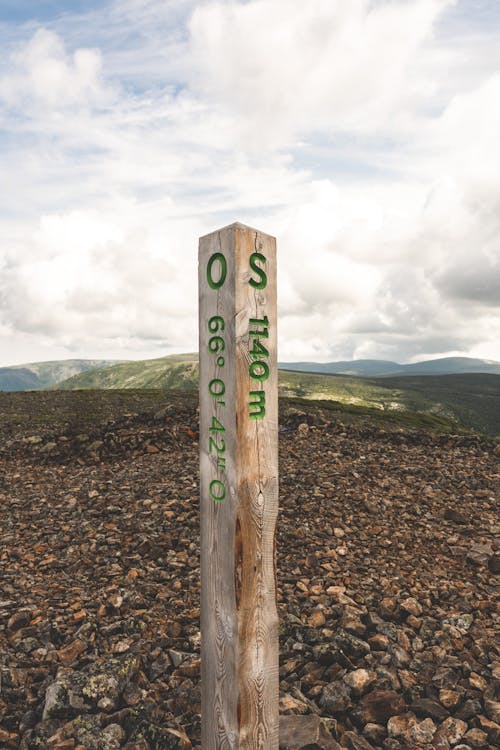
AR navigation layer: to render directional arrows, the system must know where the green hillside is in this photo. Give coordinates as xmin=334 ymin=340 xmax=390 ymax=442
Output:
xmin=53 ymin=353 xmax=500 ymax=436
xmin=55 ymin=354 xmax=198 ymax=391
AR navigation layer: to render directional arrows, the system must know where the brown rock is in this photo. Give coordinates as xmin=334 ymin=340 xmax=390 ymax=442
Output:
xmin=362 ymin=723 xmax=386 ymax=745
xmin=56 ymin=639 xmax=87 ymax=666
xmin=343 ymin=731 xmax=375 ymax=750
xmin=484 ymin=699 xmax=500 ymax=723
xmin=463 ymin=728 xmax=488 ymax=748
xmin=0 ymin=728 xmax=19 ymax=747
xmin=360 ymin=690 xmax=405 ymax=724
xmin=477 ymin=715 xmax=500 ymax=745
xmin=439 ymin=689 xmax=462 ymax=709
xmin=6 ymin=609 xmax=32 ymax=632
xmin=411 ymin=697 xmax=449 ymax=722
xmin=387 ymin=713 xmax=416 ymax=739
xmin=400 ymin=597 xmax=423 ymax=617
xmin=444 ymin=508 xmax=468 ymax=524
xmin=279 ymin=714 xmax=341 ymax=749
xmin=309 ymin=608 xmax=326 ymax=627
xmin=344 ymin=669 xmax=377 ymax=696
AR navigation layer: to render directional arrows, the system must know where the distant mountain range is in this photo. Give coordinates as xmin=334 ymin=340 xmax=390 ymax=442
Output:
xmin=1 ymin=354 xmax=499 ymax=391
xmin=1 ymin=354 xmax=500 ymax=435
xmin=279 ymin=357 xmax=500 ymax=377
xmin=0 ymin=359 xmax=123 ymax=391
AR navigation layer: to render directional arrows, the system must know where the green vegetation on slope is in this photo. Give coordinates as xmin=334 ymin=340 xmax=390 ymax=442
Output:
xmin=53 ymin=354 xmax=500 ymax=436
xmin=55 ymin=354 xmax=198 ymax=391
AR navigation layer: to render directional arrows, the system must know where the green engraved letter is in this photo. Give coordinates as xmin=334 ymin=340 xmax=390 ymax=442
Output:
xmin=207 ymin=252 xmax=227 ymax=290
xmin=249 ymin=390 xmax=266 ymax=419
xmin=249 ymin=252 xmax=267 ymax=289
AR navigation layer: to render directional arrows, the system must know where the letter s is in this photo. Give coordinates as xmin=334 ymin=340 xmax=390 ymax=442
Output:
xmin=249 ymin=252 xmax=267 ymax=289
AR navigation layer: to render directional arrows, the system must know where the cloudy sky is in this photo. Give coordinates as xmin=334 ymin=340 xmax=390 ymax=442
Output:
xmin=1 ymin=0 xmax=499 ymax=367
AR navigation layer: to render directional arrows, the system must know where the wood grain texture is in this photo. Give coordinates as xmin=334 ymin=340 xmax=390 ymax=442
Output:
xmin=199 ymin=223 xmax=278 ymax=749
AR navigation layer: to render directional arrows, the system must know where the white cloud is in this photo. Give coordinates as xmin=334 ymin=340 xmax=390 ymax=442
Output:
xmin=1 ymin=0 xmax=500 ymax=367
xmin=0 ymin=28 xmax=111 ymax=109
xmin=188 ymin=0 xmax=454 ymax=148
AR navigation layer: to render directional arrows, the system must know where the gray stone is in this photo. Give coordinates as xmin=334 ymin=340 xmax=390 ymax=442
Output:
xmin=407 ymin=718 xmax=436 ymax=744
xmin=434 ymin=717 xmax=468 ymax=746
xmin=43 ymin=656 xmax=139 ymax=720
xmin=320 ymin=681 xmax=352 ymax=714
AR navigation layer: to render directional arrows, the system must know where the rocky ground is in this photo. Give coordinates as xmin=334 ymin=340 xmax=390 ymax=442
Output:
xmin=0 ymin=391 xmax=499 ymax=750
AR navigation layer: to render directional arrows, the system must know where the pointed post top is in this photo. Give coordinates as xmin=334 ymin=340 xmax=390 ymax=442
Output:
xmin=199 ymin=221 xmax=276 ymax=241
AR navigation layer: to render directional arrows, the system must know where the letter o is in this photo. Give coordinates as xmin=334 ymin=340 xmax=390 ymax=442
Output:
xmin=249 ymin=360 xmax=269 ymax=381
xmin=207 ymin=253 xmax=227 ymax=290
xmin=209 ymin=378 xmax=225 ymax=397
xmin=210 ymin=479 xmax=226 ymax=502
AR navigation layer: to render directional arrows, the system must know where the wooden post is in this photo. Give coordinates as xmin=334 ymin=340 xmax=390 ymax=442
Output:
xmin=199 ymin=223 xmax=279 ymax=749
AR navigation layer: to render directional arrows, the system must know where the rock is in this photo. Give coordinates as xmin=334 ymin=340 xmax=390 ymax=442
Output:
xmin=466 ymin=544 xmax=493 ymax=566
xmin=124 ymin=742 xmax=151 ymax=750
xmin=432 ymin=668 xmax=460 ymax=689
xmin=279 ymin=714 xmax=341 ymax=749
xmin=444 ymin=508 xmax=468 ymax=524
xmin=468 ymin=673 xmax=487 ymax=692
xmin=410 ymin=698 xmax=449 ymax=722
xmin=309 ymin=608 xmax=326 ymax=627
xmin=0 ymin=728 xmax=19 ymax=747
xmin=477 ymin=715 xmax=500 ymax=745
xmin=388 ymin=644 xmax=410 ymax=668
xmin=103 ymin=724 xmax=126 ymax=746
xmin=279 ymin=694 xmax=310 ymax=715
xmin=7 ymin=609 xmax=32 ymax=632
xmin=343 ymin=669 xmax=377 ymax=696
xmin=359 ymin=690 xmax=406 ymax=724
xmin=433 ymin=717 xmax=468 ymax=746
xmin=43 ymin=656 xmax=139 ymax=719
xmin=163 ymin=728 xmax=192 ymax=748
xmin=484 ymin=699 xmax=500 ymax=723
xmin=455 ymin=699 xmax=482 ymax=721
xmin=40 ymin=442 xmax=58 ymax=453
xmin=488 ymin=553 xmax=500 ymax=573
xmin=87 ymin=440 xmax=104 ymax=452
xmin=439 ymin=689 xmax=462 ymax=709
xmin=320 ymin=681 xmax=352 ymax=713
xmin=407 ymin=718 xmax=437 ymax=745
xmin=362 ymin=723 xmax=386 ymax=745
xmin=400 ymin=597 xmax=423 ymax=617
xmin=441 ymin=614 xmax=473 ymax=634
xmin=343 ymin=730 xmax=375 ymax=750
xmin=57 ymin=639 xmax=87 ymax=666
xmin=19 ymin=710 xmax=38 ymax=734
xmin=463 ymin=728 xmax=488 ymax=748
xmin=387 ymin=713 xmax=416 ymax=739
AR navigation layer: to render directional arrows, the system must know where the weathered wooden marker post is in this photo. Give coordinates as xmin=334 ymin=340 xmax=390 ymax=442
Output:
xmin=199 ymin=223 xmax=279 ymax=749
